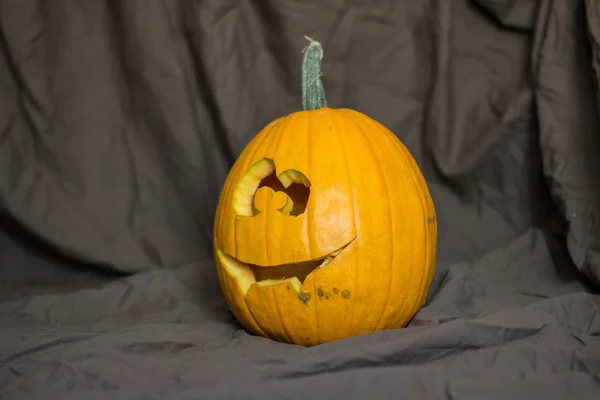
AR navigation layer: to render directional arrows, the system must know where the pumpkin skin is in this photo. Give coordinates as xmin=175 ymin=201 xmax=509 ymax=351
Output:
xmin=213 ymin=107 xmax=437 ymax=347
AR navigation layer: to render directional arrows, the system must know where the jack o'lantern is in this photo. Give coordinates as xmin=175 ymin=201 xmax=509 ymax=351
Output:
xmin=213 ymin=37 xmax=437 ymax=347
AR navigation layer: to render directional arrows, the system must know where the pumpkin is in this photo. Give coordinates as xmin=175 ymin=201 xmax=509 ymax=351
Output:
xmin=213 ymin=37 xmax=437 ymax=346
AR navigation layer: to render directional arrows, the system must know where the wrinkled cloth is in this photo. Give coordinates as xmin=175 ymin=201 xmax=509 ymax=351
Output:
xmin=1 ymin=0 xmax=600 ymax=399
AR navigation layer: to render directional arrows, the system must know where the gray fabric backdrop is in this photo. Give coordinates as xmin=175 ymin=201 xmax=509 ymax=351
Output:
xmin=1 ymin=0 xmax=599 ymax=399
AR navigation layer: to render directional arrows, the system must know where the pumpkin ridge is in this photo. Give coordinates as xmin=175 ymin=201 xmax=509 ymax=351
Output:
xmin=371 ymin=117 xmax=436 ymax=326
xmin=390 ymin=131 xmax=435 ymax=320
xmin=249 ymin=128 xmax=274 ymax=267
xmin=370 ymin=117 xmax=424 ymax=328
xmin=266 ymin=114 xmax=298 ymax=267
xmin=305 ymin=112 xmax=315 ymax=264
xmin=264 ymin=117 xmax=289 ymax=267
xmin=344 ymin=111 xmax=396 ymax=332
xmin=271 ymin=285 xmax=294 ymax=344
xmin=341 ymin=108 xmax=433 ymax=328
xmin=329 ymin=111 xmax=360 ymax=336
xmin=377 ymin=124 xmax=427 ymax=327
xmin=306 ymin=111 xmax=319 ymax=343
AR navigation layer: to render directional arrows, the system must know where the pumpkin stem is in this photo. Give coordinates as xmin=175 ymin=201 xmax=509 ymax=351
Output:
xmin=301 ymin=36 xmax=328 ymax=110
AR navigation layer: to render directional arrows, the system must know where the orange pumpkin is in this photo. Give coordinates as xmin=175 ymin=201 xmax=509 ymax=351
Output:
xmin=213 ymin=37 xmax=437 ymax=346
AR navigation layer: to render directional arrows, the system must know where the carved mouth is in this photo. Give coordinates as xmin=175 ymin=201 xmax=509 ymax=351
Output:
xmin=216 ymin=239 xmax=354 ymax=296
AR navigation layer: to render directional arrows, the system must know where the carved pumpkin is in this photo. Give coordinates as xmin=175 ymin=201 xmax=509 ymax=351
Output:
xmin=213 ymin=37 xmax=437 ymax=346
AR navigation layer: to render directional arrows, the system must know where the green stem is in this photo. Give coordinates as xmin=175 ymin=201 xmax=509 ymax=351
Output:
xmin=301 ymin=36 xmax=328 ymax=111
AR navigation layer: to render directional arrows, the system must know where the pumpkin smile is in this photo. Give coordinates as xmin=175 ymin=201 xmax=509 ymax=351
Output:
xmin=216 ymin=238 xmax=354 ymax=297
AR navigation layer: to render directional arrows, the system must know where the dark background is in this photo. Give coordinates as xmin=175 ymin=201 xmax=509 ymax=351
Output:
xmin=1 ymin=1 xmax=599 ymax=399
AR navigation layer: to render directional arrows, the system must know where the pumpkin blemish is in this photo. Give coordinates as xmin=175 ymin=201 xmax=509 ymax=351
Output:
xmin=298 ymin=291 xmax=311 ymax=305
xmin=342 ymin=289 xmax=351 ymax=299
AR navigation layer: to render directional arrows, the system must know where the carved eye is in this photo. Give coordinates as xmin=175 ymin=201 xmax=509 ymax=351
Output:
xmin=232 ymin=158 xmax=311 ymax=217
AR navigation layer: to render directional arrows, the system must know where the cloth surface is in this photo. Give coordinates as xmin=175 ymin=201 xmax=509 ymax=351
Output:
xmin=1 ymin=0 xmax=600 ymax=398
